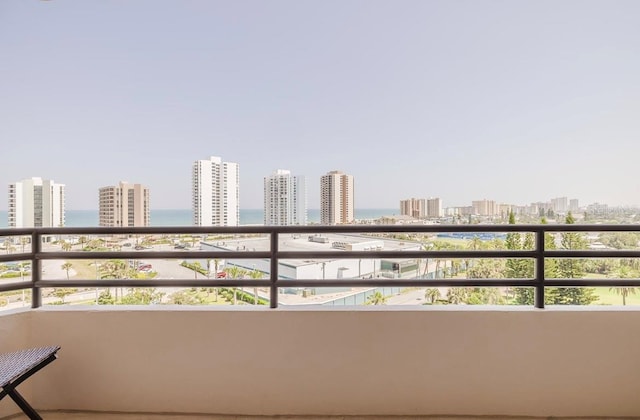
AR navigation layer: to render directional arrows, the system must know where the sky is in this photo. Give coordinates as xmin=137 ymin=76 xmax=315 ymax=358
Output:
xmin=1 ymin=0 xmax=640 ymax=210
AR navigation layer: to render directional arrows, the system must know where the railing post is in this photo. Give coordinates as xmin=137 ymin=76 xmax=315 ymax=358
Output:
xmin=31 ymin=230 xmax=42 ymax=309
xmin=270 ymin=230 xmax=279 ymax=308
xmin=534 ymin=229 xmax=545 ymax=309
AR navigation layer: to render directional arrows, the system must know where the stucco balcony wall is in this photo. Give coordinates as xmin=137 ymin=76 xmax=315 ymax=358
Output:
xmin=2 ymin=307 xmax=640 ymax=418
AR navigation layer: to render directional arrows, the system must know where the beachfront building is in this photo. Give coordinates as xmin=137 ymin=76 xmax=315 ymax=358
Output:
xmin=320 ymin=170 xmax=354 ymax=225
xmin=426 ymin=197 xmax=443 ymax=218
xmin=264 ymin=169 xmax=307 ymax=226
xmin=98 ymin=182 xmax=150 ymax=227
xmin=472 ymin=199 xmax=497 ymax=216
xmin=8 ymin=177 xmax=65 ymax=228
xmin=192 ymin=156 xmax=240 ymax=226
xmin=400 ymin=198 xmax=425 ymax=218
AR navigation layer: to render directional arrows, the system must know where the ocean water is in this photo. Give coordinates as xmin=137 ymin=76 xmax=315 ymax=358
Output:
xmin=0 ymin=209 xmax=398 ymax=228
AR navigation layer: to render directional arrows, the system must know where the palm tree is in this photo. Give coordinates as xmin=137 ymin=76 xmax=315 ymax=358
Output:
xmin=61 ymin=241 xmax=72 ymax=252
xmin=447 ymin=287 xmax=469 ymax=305
xmin=421 ymin=242 xmax=433 ymax=278
xmin=61 ymin=262 xmax=73 ymax=280
xmin=609 ymin=266 xmax=637 ymax=306
xmin=101 ymin=259 xmax=133 ymax=302
xmin=20 ymin=236 xmax=29 ymax=253
xmin=424 ymin=288 xmax=441 ymax=304
xmin=226 ymin=266 xmax=246 ymax=305
xmin=192 ymin=261 xmax=202 ymax=279
xmin=365 ymin=291 xmax=388 ymax=305
xmin=248 ymin=269 xmax=264 ymax=304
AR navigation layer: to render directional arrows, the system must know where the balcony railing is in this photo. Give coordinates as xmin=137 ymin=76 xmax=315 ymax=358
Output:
xmin=1 ymin=224 xmax=640 ymax=309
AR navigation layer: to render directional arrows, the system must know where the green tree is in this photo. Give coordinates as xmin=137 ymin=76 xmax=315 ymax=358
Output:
xmin=97 ymin=290 xmax=115 ymax=305
xmin=61 ymin=241 xmax=72 ymax=252
xmin=467 ymin=288 xmax=504 ymax=305
xmin=447 ymin=287 xmax=469 ymax=304
xmin=424 ymin=288 xmax=441 ymax=304
xmin=505 ymin=212 xmax=535 ymax=305
xmin=169 ymin=290 xmax=206 ymax=305
xmin=226 ymin=265 xmax=247 ymax=305
xmin=120 ymin=288 xmax=164 ymax=305
xmin=421 ymin=242 xmax=433 ymax=278
xmin=553 ymin=212 xmax=598 ymax=305
xmin=61 ymin=262 xmax=73 ymax=280
xmin=365 ymin=291 xmax=388 ymax=305
xmin=248 ymin=269 xmax=264 ymax=305
xmin=609 ymin=265 xmax=637 ymax=306
xmin=192 ymin=261 xmax=202 ymax=279
xmin=101 ymin=259 xmax=136 ymax=302
xmin=51 ymin=288 xmax=77 ymax=304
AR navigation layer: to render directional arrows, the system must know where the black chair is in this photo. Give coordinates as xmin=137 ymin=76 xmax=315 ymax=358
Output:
xmin=0 ymin=346 xmax=61 ymax=420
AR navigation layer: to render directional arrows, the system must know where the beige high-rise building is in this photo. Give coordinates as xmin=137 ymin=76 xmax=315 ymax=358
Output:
xmin=426 ymin=197 xmax=442 ymax=218
xmin=320 ymin=170 xmax=354 ymax=225
xmin=99 ymin=182 xmax=150 ymax=227
xmin=400 ymin=198 xmax=425 ymax=218
xmin=8 ymin=177 xmax=65 ymax=228
xmin=472 ymin=199 xmax=497 ymax=216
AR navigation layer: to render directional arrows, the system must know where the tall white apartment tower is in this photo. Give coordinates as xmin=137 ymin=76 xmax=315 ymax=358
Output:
xmin=192 ymin=156 xmax=240 ymax=226
xmin=8 ymin=177 xmax=65 ymax=228
xmin=426 ymin=197 xmax=443 ymax=218
xmin=99 ymin=182 xmax=150 ymax=227
xmin=320 ymin=170 xmax=354 ymax=225
xmin=264 ymin=170 xmax=307 ymax=226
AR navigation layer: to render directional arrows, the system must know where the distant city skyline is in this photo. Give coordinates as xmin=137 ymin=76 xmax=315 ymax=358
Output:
xmin=2 ymin=1 xmax=640 ymax=210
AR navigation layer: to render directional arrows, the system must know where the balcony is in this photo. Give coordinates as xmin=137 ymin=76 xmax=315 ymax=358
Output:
xmin=2 ymin=224 xmax=640 ymax=419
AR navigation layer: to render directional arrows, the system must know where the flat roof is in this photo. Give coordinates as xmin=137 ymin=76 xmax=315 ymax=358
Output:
xmin=202 ymin=233 xmax=420 ymax=267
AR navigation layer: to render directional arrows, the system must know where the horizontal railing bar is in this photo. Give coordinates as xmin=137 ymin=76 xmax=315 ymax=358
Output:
xmin=26 ymin=278 xmax=640 ymax=290
xmin=36 ymin=250 xmax=540 ymax=260
xmin=38 ymin=251 xmax=273 ymax=260
xmin=277 ymin=250 xmax=540 ymax=259
xmin=276 ymin=279 xmax=539 ymax=288
xmin=0 ymin=281 xmax=33 ymax=293
xmin=0 ymin=253 xmax=32 ymax=263
xmin=544 ymin=250 xmax=640 ymax=258
xmin=544 ymin=279 xmax=640 ymax=287
xmin=21 ymin=224 xmax=640 ymax=235
xmin=35 ymin=279 xmax=271 ymax=288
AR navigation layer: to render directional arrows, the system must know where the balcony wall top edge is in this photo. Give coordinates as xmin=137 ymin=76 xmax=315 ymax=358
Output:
xmin=11 ymin=305 xmax=640 ymax=314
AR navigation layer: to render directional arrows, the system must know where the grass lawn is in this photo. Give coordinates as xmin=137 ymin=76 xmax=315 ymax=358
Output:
xmin=582 ymin=273 xmax=640 ymax=306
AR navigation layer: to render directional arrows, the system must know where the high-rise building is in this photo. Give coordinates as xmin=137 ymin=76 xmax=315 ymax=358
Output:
xmin=426 ymin=197 xmax=443 ymax=218
xmin=569 ymin=199 xmax=579 ymax=213
xmin=99 ymin=182 xmax=150 ymax=227
xmin=192 ymin=156 xmax=240 ymax=226
xmin=320 ymin=170 xmax=354 ymax=225
xmin=264 ymin=169 xmax=307 ymax=226
xmin=472 ymin=199 xmax=497 ymax=216
xmin=8 ymin=177 xmax=65 ymax=228
xmin=551 ymin=197 xmax=568 ymax=214
xmin=400 ymin=198 xmax=425 ymax=218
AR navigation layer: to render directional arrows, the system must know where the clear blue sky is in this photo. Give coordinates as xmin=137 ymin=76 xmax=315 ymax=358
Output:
xmin=1 ymin=0 xmax=639 ymax=210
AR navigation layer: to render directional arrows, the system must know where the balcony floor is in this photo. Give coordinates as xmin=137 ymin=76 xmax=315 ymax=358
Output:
xmin=6 ymin=413 xmax=640 ymax=420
